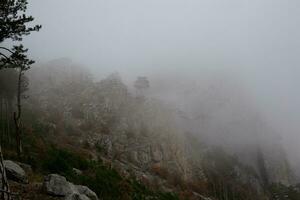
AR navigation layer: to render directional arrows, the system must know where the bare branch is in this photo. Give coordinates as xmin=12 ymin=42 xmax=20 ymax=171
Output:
xmin=0 ymin=47 xmax=14 ymax=54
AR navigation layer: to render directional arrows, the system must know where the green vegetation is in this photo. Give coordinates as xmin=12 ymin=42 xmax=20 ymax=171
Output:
xmin=39 ymin=147 xmax=179 ymax=200
xmin=41 ymin=147 xmax=89 ymax=174
xmin=270 ymin=183 xmax=300 ymax=200
xmin=6 ymin=132 xmax=179 ymax=200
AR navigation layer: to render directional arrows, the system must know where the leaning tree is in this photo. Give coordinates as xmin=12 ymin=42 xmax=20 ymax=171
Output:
xmin=0 ymin=0 xmax=41 ymax=156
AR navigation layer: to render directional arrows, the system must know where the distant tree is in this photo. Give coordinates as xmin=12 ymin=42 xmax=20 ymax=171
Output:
xmin=95 ymin=73 xmax=129 ymax=133
xmin=0 ymin=0 xmax=41 ymax=157
xmin=134 ymin=76 xmax=150 ymax=96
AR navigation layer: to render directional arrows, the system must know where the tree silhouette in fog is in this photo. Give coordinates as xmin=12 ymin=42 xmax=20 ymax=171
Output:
xmin=0 ymin=0 xmax=41 ymax=157
xmin=134 ymin=76 xmax=150 ymax=97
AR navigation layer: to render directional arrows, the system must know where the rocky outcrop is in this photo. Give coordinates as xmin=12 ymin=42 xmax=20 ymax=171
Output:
xmin=44 ymin=174 xmax=98 ymax=200
xmin=3 ymin=160 xmax=28 ymax=183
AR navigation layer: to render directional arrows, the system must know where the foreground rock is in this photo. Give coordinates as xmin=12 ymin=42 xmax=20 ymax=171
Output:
xmin=75 ymin=185 xmax=98 ymax=200
xmin=44 ymin=174 xmax=98 ymax=200
xmin=3 ymin=160 xmax=27 ymax=183
xmin=65 ymin=193 xmax=90 ymax=200
xmin=44 ymin=174 xmax=75 ymax=196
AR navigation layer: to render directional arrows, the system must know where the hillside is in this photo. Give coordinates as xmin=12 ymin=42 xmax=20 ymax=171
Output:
xmin=0 ymin=60 xmax=299 ymax=200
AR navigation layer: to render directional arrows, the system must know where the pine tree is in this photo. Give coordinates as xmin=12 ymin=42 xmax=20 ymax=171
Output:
xmin=0 ymin=0 xmax=41 ymax=157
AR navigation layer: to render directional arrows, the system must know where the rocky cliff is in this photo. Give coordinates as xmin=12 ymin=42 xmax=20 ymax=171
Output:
xmin=20 ymin=61 xmax=298 ymax=199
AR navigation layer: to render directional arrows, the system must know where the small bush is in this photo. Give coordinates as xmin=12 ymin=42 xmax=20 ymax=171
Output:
xmin=41 ymin=147 xmax=89 ymax=175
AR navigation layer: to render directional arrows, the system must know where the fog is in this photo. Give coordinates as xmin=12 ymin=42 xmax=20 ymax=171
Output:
xmin=19 ymin=0 xmax=300 ymax=176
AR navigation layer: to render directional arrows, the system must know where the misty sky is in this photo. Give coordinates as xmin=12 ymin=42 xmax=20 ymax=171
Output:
xmin=18 ymin=0 xmax=300 ymax=168
xmin=23 ymin=0 xmax=300 ymax=73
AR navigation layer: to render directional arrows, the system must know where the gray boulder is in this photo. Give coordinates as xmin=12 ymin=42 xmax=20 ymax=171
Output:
xmin=3 ymin=160 xmax=27 ymax=183
xmin=44 ymin=174 xmax=75 ymax=196
xmin=76 ymin=185 xmax=98 ymax=200
xmin=44 ymin=174 xmax=99 ymax=200
xmin=65 ymin=193 xmax=90 ymax=200
xmin=16 ymin=162 xmax=32 ymax=173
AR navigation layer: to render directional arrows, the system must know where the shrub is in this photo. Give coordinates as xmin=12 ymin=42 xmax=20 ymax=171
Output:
xmin=41 ymin=147 xmax=89 ymax=175
xmin=68 ymin=161 xmax=179 ymax=200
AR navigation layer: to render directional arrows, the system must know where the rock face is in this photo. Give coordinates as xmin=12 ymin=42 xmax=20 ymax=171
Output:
xmin=44 ymin=174 xmax=75 ymax=196
xmin=3 ymin=160 xmax=27 ymax=183
xmin=44 ymin=174 xmax=98 ymax=200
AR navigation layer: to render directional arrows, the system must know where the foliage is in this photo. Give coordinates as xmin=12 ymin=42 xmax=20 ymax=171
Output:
xmin=0 ymin=0 xmax=41 ymax=42
xmin=69 ymin=163 xmax=179 ymax=200
xmin=38 ymin=146 xmax=179 ymax=200
xmin=40 ymin=147 xmax=89 ymax=175
xmin=0 ymin=0 xmax=41 ymax=69
xmin=1 ymin=0 xmax=41 ymax=158
xmin=270 ymin=183 xmax=300 ymax=200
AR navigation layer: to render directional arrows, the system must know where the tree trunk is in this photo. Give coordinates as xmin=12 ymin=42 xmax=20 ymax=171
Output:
xmin=5 ymin=100 xmax=10 ymax=147
xmin=0 ymin=145 xmax=10 ymax=200
xmin=13 ymin=69 xmax=22 ymax=158
xmin=0 ymin=98 xmax=3 ymax=145
xmin=4 ymin=99 xmax=8 ymax=147
xmin=7 ymin=101 xmax=13 ymax=148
